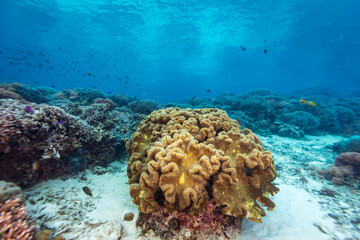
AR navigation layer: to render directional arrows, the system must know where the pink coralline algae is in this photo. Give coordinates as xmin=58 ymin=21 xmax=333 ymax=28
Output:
xmin=136 ymin=201 xmax=242 ymax=240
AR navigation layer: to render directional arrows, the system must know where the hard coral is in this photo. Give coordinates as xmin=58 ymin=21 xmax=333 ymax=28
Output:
xmin=127 ymin=108 xmax=279 ymax=226
xmin=318 ymin=152 xmax=360 ymax=185
xmin=0 ymin=99 xmax=92 ymax=185
xmin=0 ymin=198 xmax=36 ymax=239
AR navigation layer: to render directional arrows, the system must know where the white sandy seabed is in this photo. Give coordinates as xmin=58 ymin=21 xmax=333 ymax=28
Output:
xmin=25 ymin=135 xmax=360 ymax=240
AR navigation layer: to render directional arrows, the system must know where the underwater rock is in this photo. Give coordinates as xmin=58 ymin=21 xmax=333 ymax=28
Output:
xmin=0 ymin=181 xmax=23 ymax=203
xmin=127 ymin=107 xmax=278 ymax=234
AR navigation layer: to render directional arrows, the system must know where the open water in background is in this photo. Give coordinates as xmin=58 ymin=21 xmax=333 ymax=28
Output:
xmin=0 ymin=0 xmax=360 ymax=102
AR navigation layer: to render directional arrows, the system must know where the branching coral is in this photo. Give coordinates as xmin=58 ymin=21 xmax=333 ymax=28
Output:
xmin=127 ymin=107 xmax=279 ymax=227
xmin=0 ymin=198 xmax=36 ymax=239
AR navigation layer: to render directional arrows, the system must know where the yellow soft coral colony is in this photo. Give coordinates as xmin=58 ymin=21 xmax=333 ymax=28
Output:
xmin=126 ymin=108 xmax=279 ymax=222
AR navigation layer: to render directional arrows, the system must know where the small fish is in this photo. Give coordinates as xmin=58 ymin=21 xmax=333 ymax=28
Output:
xmin=264 ymin=49 xmax=268 ymax=54
xmin=308 ymin=101 xmax=317 ymax=106
xmin=240 ymin=46 xmax=247 ymax=51
xmin=206 ymin=89 xmax=211 ymax=93
xmin=26 ymin=106 xmax=33 ymax=113
xmin=55 ymin=121 xmax=64 ymax=124
xmin=87 ymin=71 xmax=92 ymax=76
xmin=38 ymin=89 xmax=44 ymax=93
xmin=34 ymin=81 xmax=39 ymax=84
xmin=107 ymin=91 xmax=111 ymax=94
xmin=51 ymin=85 xmax=55 ymax=88
xmin=264 ymin=40 xmax=267 ymax=43
xmin=82 ymin=99 xmax=87 ymax=104
xmin=82 ymin=186 xmax=93 ymax=197
xmin=32 ymin=161 xmax=41 ymax=171
xmin=299 ymin=99 xmax=317 ymax=106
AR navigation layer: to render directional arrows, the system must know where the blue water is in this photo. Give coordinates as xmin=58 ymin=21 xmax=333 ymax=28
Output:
xmin=0 ymin=0 xmax=360 ymax=102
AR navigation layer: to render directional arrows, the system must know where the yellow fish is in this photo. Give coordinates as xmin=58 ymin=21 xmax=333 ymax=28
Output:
xmin=82 ymin=99 xmax=87 ymax=104
xmin=308 ymin=101 xmax=317 ymax=106
xmin=300 ymin=99 xmax=317 ymax=106
xmin=300 ymin=99 xmax=308 ymax=104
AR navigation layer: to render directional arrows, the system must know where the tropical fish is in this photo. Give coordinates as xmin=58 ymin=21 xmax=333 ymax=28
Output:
xmin=55 ymin=121 xmax=64 ymax=124
xmin=82 ymin=186 xmax=93 ymax=197
xmin=240 ymin=46 xmax=247 ymax=51
xmin=206 ymin=89 xmax=212 ymax=93
xmin=300 ymin=99 xmax=317 ymax=106
xmin=32 ymin=161 xmax=41 ymax=171
xmin=26 ymin=106 xmax=33 ymax=113
xmin=264 ymin=49 xmax=268 ymax=54
xmin=82 ymin=99 xmax=87 ymax=104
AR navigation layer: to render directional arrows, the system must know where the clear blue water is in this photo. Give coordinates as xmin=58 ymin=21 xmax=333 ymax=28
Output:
xmin=1 ymin=0 xmax=360 ymax=102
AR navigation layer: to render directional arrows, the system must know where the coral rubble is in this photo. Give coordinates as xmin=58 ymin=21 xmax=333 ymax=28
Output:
xmin=126 ymin=107 xmax=279 ymax=236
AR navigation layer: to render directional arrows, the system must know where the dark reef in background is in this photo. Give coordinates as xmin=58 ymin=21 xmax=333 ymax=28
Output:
xmin=1 ymin=82 xmax=359 ymax=186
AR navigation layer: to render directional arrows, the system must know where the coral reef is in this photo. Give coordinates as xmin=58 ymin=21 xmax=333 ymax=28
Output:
xmin=127 ymin=100 xmax=160 ymax=114
xmin=0 ymin=99 xmax=93 ymax=185
xmin=0 ymin=198 xmax=36 ymax=239
xmin=0 ymin=88 xmax=22 ymax=100
xmin=332 ymin=136 xmax=360 ymax=153
xmin=136 ymin=201 xmax=242 ymax=239
xmin=0 ymin=181 xmax=22 ymax=204
xmin=93 ymin=98 xmax=117 ymax=110
xmin=127 ymin=108 xmax=279 ymax=234
xmin=174 ymin=88 xmax=360 ymax=138
xmin=318 ymin=152 xmax=360 ymax=185
xmin=280 ymin=111 xmax=320 ymax=135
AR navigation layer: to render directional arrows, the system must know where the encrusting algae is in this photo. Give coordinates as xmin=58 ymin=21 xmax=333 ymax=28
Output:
xmin=126 ymin=108 xmax=279 ymax=228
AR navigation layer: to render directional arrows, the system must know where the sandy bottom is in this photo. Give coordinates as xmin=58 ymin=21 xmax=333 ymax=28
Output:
xmin=24 ymin=134 xmax=359 ymax=240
